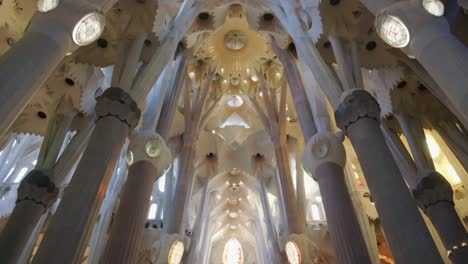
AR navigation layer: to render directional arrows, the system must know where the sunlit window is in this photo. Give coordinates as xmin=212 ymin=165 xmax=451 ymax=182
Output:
xmin=3 ymin=168 xmax=15 ymax=182
xmin=14 ymin=168 xmax=29 ymax=183
xmin=220 ymin=113 xmax=250 ymax=129
xmin=158 ymin=175 xmax=166 ymax=192
xmin=148 ymin=203 xmax=157 ymax=220
xmin=311 ymin=204 xmax=321 ymax=221
xmin=426 ymin=134 xmax=440 ymax=158
xmin=223 ymin=238 xmax=244 ymax=264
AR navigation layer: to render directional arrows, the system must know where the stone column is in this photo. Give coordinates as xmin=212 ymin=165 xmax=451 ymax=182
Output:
xmin=433 ymin=120 xmax=468 ymax=173
xmin=335 ymin=89 xmax=443 ymax=264
xmin=303 ymin=132 xmax=372 ymax=264
xmin=396 ymin=115 xmax=468 ymax=263
xmin=274 ymin=142 xmax=304 ymax=234
xmin=0 ymin=170 xmax=58 ymax=264
xmin=0 ymin=1 xmax=110 ymax=138
xmin=165 ymin=142 xmax=195 ymax=234
xmin=413 ymin=172 xmax=468 ymax=263
xmin=100 ymin=132 xmax=171 ymax=264
xmin=32 ymin=87 xmax=140 ymax=264
xmin=395 ymin=114 xmax=435 ymax=172
xmin=374 ymin=1 xmax=468 ymax=124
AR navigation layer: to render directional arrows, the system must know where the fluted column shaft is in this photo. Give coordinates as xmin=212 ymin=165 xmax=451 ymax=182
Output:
xmin=0 ymin=169 xmax=58 ymax=264
xmin=100 ymin=161 xmax=156 ymax=264
xmin=303 ymin=132 xmax=371 ymax=264
xmin=101 ymin=131 xmax=170 ymax=264
xmin=32 ymin=88 xmax=140 ymax=264
xmin=395 ymin=114 xmax=468 ymax=263
xmin=412 ymin=172 xmax=468 ymax=263
xmin=427 ymin=202 xmax=468 ymax=263
xmin=317 ymin=163 xmax=371 ymax=263
xmin=335 ymin=89 xmax=443 ymax=264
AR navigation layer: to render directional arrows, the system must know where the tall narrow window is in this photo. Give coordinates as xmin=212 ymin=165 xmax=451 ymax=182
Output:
xmin=148 ymin=203 xmax=157 ymax=220
xmin=223 ymin=238 xmax=244 ymax=264
xmin=311 ymin=204 xmax=321 ymax=221
xmin=158 ymin=175 xmax=166 ymax=192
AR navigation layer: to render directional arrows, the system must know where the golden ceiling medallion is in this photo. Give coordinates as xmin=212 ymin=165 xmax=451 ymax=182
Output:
xmin=203 ymin=14 xmax=269 ymax=79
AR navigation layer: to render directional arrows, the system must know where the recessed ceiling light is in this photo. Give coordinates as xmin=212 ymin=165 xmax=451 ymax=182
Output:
xmin=72 ymin=13 xmax=105 ymax=46
xmin=377 ymin=15 xmax=410 ymax=48
xmin=423 ymin=0 xmax=444 ymax=17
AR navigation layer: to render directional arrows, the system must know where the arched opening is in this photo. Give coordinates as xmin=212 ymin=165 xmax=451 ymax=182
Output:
xmin=223 ymin=238 xmax=244 ymax=264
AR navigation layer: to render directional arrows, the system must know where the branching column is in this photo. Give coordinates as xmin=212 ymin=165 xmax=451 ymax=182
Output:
xmin=252 ymin=74 xmax=303 ymax=234
xmin=166 ymin=73 xmax=213 ymax=234
xmin=432 ymin=119 xmax=468 ymax=173
xmin=0 ymin=170 xmax=58 ymax=264
xmin=373 ymin=1 xmax=468 ymax=124
xmin=335 ymin=89 xmax=443 ymax=263
xmin=0 ymin=0 xmax=114 ymax=138
xmin=396 ymin=114 xmax=468 ymax=263
xmin=101 ymin=132 xmax=171 ymax=264
xmin=275 ymin=44 xmax=371 ymax=263
xmin=303 ymin=132 xmax=372 ymax=264
xmin=32 ymin=88 xmax=140 ymax=264
xmin=0 ymin=102 xmax=93 ymax=264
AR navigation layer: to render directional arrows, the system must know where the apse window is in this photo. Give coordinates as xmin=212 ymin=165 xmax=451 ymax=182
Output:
xmin=223 ymin=238 xmax=244 ymax=264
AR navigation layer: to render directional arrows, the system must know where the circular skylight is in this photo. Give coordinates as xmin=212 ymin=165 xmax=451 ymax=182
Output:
xmin=378 ymin=15 xmax=410 ymax=48
xmin=72 ymin=13 xmax=105 ymax=46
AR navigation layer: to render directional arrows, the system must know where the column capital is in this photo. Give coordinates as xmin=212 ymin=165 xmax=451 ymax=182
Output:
xmin=412 ymin=171 xmax=454 ymax=213
xmin=95 ymin=87 xmax=141 ymax=131
xmin=335 ymin=89 xmax=381 ymax=135
xmin=16 ymin=169 xmax=59 ymax=212
xmin=302 ymin=132 xmax=346 ymax=176
xmin=128 ymin=130 xmax=172 ymax=176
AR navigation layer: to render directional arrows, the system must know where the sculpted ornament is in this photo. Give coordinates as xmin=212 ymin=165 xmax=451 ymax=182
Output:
xmin=16 ymin=169 xmax=59 ymax=212
xmin=335 ymin=89 xmax=381 ymax=135
xmin=412 ymin=171 xmax=454 ymax=213
xmin=128 ymin=131 xmax=172 ymax=174
xmin=303 ymin=132 xmax=346 ymax=175
xmin=95 ymin=87 xmax=141 ymax=130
